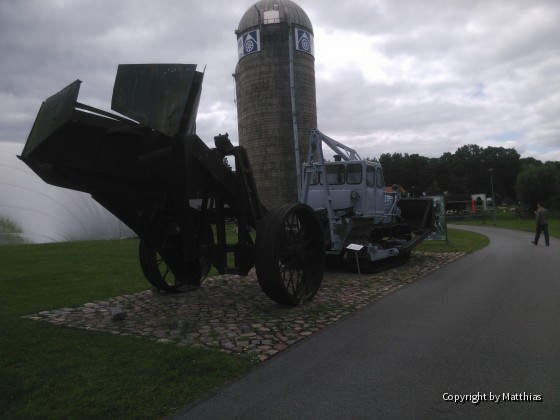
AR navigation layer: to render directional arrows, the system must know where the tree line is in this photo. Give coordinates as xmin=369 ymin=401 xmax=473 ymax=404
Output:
xmin=378 ymin=144 xmax=560 ymax=215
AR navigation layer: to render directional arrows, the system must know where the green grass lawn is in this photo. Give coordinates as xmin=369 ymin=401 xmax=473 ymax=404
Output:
xmin=447 ymin=210 xmax=560 ymax=238
xmin=0 ymin=239 xmax=255 ymax=419
xmin=1 ymin=228 xmax=488 ymax=419
xmin=416 ymin=227 xmax=489 ymax=253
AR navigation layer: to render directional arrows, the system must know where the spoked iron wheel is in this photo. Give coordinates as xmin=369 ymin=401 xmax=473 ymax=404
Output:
xmin=139 ymin=209 xmax=214 ymax=292
xmin=255 ymin=203 xmax=325 ymax=305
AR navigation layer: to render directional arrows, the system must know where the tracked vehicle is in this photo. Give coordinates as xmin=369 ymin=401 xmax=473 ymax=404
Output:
xmin=301 ymin=129 xmax=434 ymax=272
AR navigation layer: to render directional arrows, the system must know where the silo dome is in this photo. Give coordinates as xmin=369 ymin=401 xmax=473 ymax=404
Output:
xmin=235 ymin=0 xmax=317 ymax=209
xmin=237 ymin=0 xmax=313 ymax=33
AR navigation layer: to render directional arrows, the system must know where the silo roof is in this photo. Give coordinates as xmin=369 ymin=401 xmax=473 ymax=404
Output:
xmin=237 ymin=0 xmax=313 ymax=33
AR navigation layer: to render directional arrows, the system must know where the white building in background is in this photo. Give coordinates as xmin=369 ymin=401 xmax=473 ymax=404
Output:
xmin=0 ymin=141 xmax=134 ymax=244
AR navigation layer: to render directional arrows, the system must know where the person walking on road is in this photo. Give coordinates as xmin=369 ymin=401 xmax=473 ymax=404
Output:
xmin=532 ymin=201 xmax=550 ymax=246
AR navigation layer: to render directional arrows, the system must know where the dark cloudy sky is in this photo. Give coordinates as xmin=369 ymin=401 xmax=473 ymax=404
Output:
xmin=1 ymin=0 xmax=559 ymax=162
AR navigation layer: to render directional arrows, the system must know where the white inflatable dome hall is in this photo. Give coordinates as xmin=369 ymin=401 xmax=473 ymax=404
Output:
xmin=0 ymin=141 xmax=134 ymax=245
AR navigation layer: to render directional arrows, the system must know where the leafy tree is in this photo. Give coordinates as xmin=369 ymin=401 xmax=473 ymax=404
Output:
xmin=438 ymin=152 xmax=467 ymax=193
xmin=436 ymin=144 xmax=520 ymax=203
xmin=380 ymin=153 xmax=432 ymax=195
xmin=516 ymin=163 xmax=560 ymax=215
xmin=425 ymin=179 xmax=442 ymax=196
xmin=378 ymin=143 xmax=554 ymax=206
xmin=520 ymin=157 xmax=542 ymax=168
xmin=483 ymin=146 xmax=521 ymax=204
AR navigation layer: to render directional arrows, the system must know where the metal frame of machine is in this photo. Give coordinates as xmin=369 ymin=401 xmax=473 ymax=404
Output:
xmin=19 ymin=64 xmax=325 ymax=305
xmin=19 ymin=63 xmax=434 ymax=304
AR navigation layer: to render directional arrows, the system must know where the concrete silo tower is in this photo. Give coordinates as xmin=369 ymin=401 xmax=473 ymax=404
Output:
xmin=234 ymin=0 xmax=317 ymax=208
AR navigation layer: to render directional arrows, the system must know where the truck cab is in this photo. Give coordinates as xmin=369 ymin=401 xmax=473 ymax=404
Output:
xmin=304 ymin=160 xmax=388 ymax=224
xmin=300 ymin=129 xmax=433 ymax=265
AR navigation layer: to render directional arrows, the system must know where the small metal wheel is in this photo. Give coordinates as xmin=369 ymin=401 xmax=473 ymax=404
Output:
xmin=255 ymin=203 xmax=325 ymax=305
xmin=139 ymin=209 xmax=213 ymax=292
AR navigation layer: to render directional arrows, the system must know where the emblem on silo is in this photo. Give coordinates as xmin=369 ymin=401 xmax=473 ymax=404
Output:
xmin=295 ymin=28 xmax=314 ymax=56
xmin=238 ymin=30 xmax=261 ymax=60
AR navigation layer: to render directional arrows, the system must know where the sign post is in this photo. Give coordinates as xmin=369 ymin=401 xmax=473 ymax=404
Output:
xmin=346 ymin=243 xmax=364 ymax=275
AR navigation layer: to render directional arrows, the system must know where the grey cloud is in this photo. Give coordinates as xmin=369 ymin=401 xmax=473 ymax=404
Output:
xmin=1 ymin=0 xmax=559 ymax=162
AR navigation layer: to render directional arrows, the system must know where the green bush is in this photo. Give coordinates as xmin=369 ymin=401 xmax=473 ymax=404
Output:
xmin=0 ymin=215 xmax=27 ymax=245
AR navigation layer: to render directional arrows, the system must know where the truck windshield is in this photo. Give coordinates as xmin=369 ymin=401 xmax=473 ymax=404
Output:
xmin=366 ymin=166 xmax=375 ymax=187
xmin=376 ymin=167 xmax=384 ymax=188
xmin=307 ymin=163 xmax=365 ymax=186
xmin=325 ymin=165 xmax=345 ymax=185
xmin=346 ymin=163 xmax=362 ymax=184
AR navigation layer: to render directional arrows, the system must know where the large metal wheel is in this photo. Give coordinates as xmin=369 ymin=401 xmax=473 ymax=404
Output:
xmin=139 ymin=209 xmax=214 ymax=292
xmin=255 ymin=203 xmax=325 ymax=305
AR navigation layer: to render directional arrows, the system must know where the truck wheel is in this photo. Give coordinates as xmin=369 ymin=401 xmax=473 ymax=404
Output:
xmin=255 ymin=203 xmax=325 ymax=305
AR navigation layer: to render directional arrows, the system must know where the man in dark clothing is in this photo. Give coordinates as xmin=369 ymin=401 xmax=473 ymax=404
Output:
xmin=532 ymin=202 xmax=550 ymax=246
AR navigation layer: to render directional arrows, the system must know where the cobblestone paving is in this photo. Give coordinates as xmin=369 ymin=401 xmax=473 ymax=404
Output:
xmin=25 ymin=252 xmax=463 ymax=362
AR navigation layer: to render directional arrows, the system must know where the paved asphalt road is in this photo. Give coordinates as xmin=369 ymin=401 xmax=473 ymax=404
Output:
xmin=172 ymin=225 xmax=559 ymax=419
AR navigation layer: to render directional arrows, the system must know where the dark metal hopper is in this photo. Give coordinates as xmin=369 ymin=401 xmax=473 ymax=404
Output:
xmin=18 ymin=65 xmax=207 ymax=238
xmin=111 ymin=64 xmax=201 ymax=137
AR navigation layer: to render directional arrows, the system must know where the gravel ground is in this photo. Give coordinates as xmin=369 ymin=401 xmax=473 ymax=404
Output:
xmin=25 ymin=251 xmax=463 ymax=362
